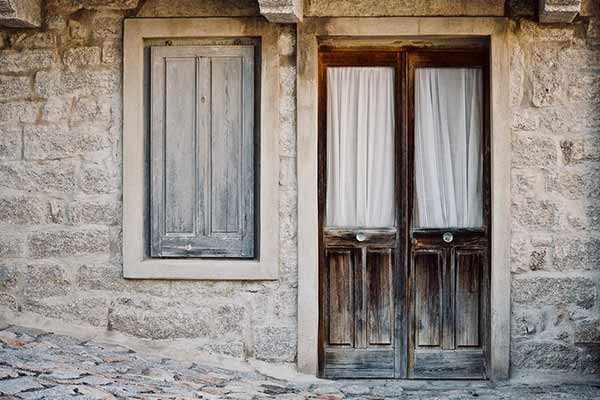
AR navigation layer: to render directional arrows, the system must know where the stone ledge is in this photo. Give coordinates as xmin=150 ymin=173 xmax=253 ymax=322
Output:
xmin=0 ymin=0 xmax=41 ymax=28
xmin=539 ymin=0 xmax=582 ymax=24
xmin=258 ymin=0 xmax=302 ymax=23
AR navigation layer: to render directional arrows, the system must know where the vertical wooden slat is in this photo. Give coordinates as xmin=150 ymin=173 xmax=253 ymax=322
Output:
xmin=414 ymin=252 xmax=442 ymax=347
xmin=456 ymin=250 xmax=482 ymax=347
xmin=366 ymin=249 xmax=394 ymax=345
xmin=211 ymin=57 xmax=242 ymax=234
xmin=164 ymin=57 xmax=197 ymax=235
xmin=327 ymin=250 xmax=354 ymax=346
xmin=197 ymin=57 xmax=211 ymax=237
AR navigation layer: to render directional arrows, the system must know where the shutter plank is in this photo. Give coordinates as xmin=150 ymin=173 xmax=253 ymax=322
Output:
xmin=211 ymin=57 xmax=242 ymax=234
xmin=164 ymin=57 xmax=196 ymax=235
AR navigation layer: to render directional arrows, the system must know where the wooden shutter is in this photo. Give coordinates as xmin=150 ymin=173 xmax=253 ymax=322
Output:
xmin=150 ymin=45 xmax=255 ymax=258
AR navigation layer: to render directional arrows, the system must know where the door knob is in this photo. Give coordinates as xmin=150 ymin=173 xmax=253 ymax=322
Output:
xmin=443 ymin=232 xmax=453 ymax=243
xmin=356 ymin=232 xmax=366 ymax=242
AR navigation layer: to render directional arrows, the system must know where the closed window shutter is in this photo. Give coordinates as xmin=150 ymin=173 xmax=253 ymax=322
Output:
xmin=150 ymin=45 xmax=255 ymax=258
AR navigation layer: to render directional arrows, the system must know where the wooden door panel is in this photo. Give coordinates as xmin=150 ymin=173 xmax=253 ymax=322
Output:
xmin=366 ymin=249 xmax=394 ymax=346
xmin=414 ymin=251 xmax=442 ymax=347
xmin=326 ymin=249 xmax=355 ymax=346
xmin=410 ymin=234 xmax=488 ymax=379
xmin=455 ymin=249 xmax=483 ymax=347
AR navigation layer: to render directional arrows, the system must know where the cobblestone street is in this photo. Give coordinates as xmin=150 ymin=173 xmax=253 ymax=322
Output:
xmin=0 ymin=325 xmax=598 ymax=399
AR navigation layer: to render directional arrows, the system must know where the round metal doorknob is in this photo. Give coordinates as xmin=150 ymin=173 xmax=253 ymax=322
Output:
xmin=356 ymin=232 xmax=366 ymax=242
xmin=443 ymin=232 xmax=453 ymax=243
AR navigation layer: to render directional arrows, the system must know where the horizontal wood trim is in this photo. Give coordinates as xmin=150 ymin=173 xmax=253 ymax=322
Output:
xmin=323 ymin=348 xmax=395 ymax=379
xmin=324 ymin=228 xmax=397 ymax=247
xmin=413 ymin=349 xmax=486 ymax=379
xmin=319 ymin=51 xmax=398 ymax=66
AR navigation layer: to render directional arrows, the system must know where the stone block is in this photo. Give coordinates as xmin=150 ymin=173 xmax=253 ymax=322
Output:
xmin=546 ymin=167 xmax=600 ymax=200
xmin=68 ymin=198 xmax=120 ymax=225
xmin=0 ymin=101 xmax=40 ymax=124
xmin=512 ymin=110 xmax=539 ymax=131
xmin=0 ymin=126 xmax=21 ymax=160
xmin=101 ymin=41 xmax=119 ymax=64
xmin=79 ymin=162 xmax=118 ymax=194
xmin=0 ymin=196 xmax=53 ymax=225
xmin=23 ymin=294 xmax=109 ymax=327
xmin=512 ymin=134 xmax=557 ymax=167
xmin=0 ymin=160 xmax=77 ymax=193
xmin=28 ymin=228 xmax=110 ymax=258
xmin=40 ymin=97 xmax=69 ymax=122
xmin=63 ymin=46 xmax=101 ymax=66
xmin=304 ymin=0 xmax=504 ymax=16
xmin=512 ymin=198 xmax=558 ymax=230
xmin=71 ymin=97 xmax=111 ymax=124
xmin=0 ymin=76 xmax=31 ymax=101
xmin=0 ymin=49 xmax=55 ymax=73
xmin=24 ymin=124 xmax=112 ymax=160
xmin=91 ymin=14 xmax=123 ymax=40
xmin=554 ymin=238 xmax=600 ymax=271
xmin=560 ymin=137 xmax=600 ymax=165
xmin=0 ymin=235 xmax=24 ymax=258
xmin=200 ymin=341 xmax=245 ymax=359
xmin=575 ymin=319 xmax=600 ymax=343
xmin=108 ymin=297 xmax=211 ymax=339
xmin=259 ymin=0 xmax=302 ymax=23
xmin=0 ymin=0 xmax=41 ymax=28
xmin=512 ymin=276 xmax=596 ymax=309
xmin=10 ymin=32 xmax=56 ymax=49
xmin=253 ymin=326 xmax=296 ymax=362
xmin=512 ymin=340 xmax=578 ymax=370
xmin=35 ymin=69 xmax=118 ymax=98
xmin=0 ymin=263 xmax=20 ymax=291
xmin=23 ymin=262 xmax=71 ymax=297
xmin=137 ymin=0 xmax=258 ymax=17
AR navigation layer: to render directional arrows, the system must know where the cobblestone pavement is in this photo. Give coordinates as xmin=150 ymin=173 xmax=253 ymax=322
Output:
xmin=0 ymin=325 xmax=599 ymax=399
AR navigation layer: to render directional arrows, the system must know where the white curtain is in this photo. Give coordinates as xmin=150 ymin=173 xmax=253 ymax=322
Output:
xmin=414 ymin=68 xmax=483 ymax=229
xmin=326 ymin=67 xmax=396 ymax=228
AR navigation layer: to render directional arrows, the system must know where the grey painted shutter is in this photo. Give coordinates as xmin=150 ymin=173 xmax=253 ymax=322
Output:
xmin=150 ymin=45 xmax=255 ymax=258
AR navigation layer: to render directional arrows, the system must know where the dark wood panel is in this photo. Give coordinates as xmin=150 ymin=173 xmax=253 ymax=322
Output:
xmin=414 ymin=251 xmax=442 ymax=347
xmin=413 ymin=350 xmax=486 ymax=379
xmin=327 ymin=250 xmax=355 ymax=346
xmin=323 ymin=348 xmax=395 ymax=379
xmin=366 ymin=249 xmax=394 ymax=345
xmin=456 ymin=249 xmax=483 ymax=347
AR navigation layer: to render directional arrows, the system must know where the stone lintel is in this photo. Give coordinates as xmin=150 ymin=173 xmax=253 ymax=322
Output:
xmin=539 ymin=0 xmax=581 ymax=24
xmin=258 ymin=0 xmax=302 ymax=23
xmin=0 ymin=0 xmax=41 ymax=28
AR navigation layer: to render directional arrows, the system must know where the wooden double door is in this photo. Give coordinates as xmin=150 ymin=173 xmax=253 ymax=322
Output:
xmin=318 ymin=49 xmax=491 ymax=379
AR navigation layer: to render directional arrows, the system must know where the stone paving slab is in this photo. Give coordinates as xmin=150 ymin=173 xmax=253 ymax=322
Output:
xmin=0 ymin=325 xmax=599 ymax=399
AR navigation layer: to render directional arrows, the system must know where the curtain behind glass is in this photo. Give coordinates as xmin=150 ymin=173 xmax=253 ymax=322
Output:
xmin=326 ymin=67 xmax=395 ymax=228
xmin=414 ymin=68 xmax=483 ymax=229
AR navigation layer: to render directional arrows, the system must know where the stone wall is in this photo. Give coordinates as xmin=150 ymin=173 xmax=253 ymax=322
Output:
xmin=0 ymin=0 xmax=598 ymax=378
xmin=509 ymin=15 xmax=600 ymax=376
xmin=0 ymin=0 xmax=299 ymax=364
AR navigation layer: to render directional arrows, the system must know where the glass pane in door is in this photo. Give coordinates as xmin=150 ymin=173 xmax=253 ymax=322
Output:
xmin=414 ymin=68 xmax=484 ymax=229
xmin=326 ymin=67 xmax=396 ymax=228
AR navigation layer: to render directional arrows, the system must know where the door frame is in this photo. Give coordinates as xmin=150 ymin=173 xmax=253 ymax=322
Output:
xmin=297 ymin=17 xmax=512 ymax=380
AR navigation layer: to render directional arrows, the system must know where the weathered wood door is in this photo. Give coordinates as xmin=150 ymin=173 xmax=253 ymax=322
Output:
xmin=318 ymin=49 xmax=490 ymax=380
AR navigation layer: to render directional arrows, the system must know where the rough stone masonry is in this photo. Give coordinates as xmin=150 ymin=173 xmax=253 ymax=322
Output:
xmin=0 ymin=0 xmax=598 ymax=380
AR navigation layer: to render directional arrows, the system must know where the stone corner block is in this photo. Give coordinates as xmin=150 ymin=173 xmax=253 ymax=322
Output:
xmin=258 ymin=0 xmax=302 ymax=23
xmin=539 ymin=0 xmax=581 ymax=24
xmin=0 ymin=0 xmax=41 ymax=28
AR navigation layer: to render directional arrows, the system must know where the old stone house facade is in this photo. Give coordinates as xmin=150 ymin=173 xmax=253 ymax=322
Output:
xmin=0 ymin=0 xmax=598 ymax=382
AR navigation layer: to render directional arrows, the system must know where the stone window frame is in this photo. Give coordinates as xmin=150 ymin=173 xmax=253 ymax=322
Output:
xmin=296 ymin=17 xmax=511 ymax=379
xmin=122 ymin=18 xmax=279 ymax=280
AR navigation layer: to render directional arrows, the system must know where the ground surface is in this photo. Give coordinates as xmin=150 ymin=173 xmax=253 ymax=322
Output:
xmin=0 ymin=325 xmax=599 ymax=399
